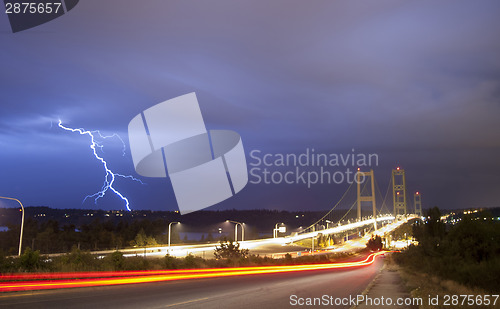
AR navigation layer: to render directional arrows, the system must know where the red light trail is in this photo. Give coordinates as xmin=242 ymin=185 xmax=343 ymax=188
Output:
xmin=0 ymin=252 xmax=385 ymax=292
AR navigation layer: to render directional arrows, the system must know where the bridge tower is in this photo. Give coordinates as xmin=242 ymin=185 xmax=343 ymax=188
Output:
xmin=392 ymin=167 xmax=407 ymax=216
xmin=356 ymin=169 xmax=377 ymax=230
xmin=414 ymin=191 xmax=422 ymax=217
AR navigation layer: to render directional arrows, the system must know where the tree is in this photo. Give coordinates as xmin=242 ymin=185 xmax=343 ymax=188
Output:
xmin=108 ymin=251 xmax=125 ymax=271
xmin=206 ymin=233 xmax=214 ymax=242
xmin=445 ymin=213 xmax=499 ymax=263
xmin=146 ymin=236 xmax=158 ymax=246
xmin=130 ymin=229 xmax=157 ymax=256
xmin=19 ymin=247 xmax=42 ymax=271
xmin=36 ymin=227 xmax=57 ymax=253
xmin=425 ymin=206 xmax=445 ymax=239
xmin=130 ymin=228 xmax=147 ymax=247
xmin=366 ymin=235 xmax=383 ymax=251
xmin=394 ymin=207 xmax=500 ymax=292
xmin=214 ymin=238 xmax=249 ymax=259
xmin=61 ymin=246 xmax=96 ymax=271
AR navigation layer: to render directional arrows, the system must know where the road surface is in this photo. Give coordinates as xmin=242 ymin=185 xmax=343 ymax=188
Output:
xmin=0 ymin=257 xmax=383 ymax=309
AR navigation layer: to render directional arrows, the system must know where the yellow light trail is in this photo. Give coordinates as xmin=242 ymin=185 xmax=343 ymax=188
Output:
xmin=0 ymin=252 xmax=385 ymax=292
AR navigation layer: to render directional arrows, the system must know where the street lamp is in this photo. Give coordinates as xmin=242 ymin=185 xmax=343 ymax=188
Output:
xmin=0 ymin=196 xmax=24 ymax=256
xmin=226 ymin=220 xmax=244 ymax=241
xmin=273 ymin=222 xmax=284 ymax=238
xmin=168 ymin=222 xmax=180 ymax=254
xmin=325 ymin=220 xmax=332 ymax=229
xmin=311 ymin=234 xmax=315 ymax=252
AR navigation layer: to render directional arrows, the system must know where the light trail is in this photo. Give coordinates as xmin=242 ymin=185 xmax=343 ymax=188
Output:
xmin=30 ymin=217 xmax=406 ymax=262
xmin=147 ymin=216 xmax=396 ymax=258
xmin=58 ymin=120 xmax=144 ymax=211
xmin=0 ymin=252 xmax=385 ymax=292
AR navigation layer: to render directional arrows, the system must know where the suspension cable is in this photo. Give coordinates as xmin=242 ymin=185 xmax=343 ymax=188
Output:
xmin=301 ymin=180 xmax=355 ymax=233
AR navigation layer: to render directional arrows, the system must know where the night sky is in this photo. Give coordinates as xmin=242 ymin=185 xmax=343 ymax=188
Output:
xmin=1 ymin=1 xmax=499 ymax=212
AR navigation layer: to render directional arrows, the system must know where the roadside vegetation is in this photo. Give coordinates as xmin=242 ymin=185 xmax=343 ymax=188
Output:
xmin=0 ymin=207 xmax=335 ymax=254
xmin=366 ymin=235 xmax=383 ymax=251
xmin=0 ymin=238 xmax=359 ymax=274
xmin=386 ymin=254 xmax=499 ymax=309
xmin=0 ymin=218 xmax=178 ymax=255
xmin=393 ymin=207 xmax=500 ymax=293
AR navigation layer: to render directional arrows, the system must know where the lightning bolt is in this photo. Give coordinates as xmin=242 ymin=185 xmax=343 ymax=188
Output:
xmin=58 ymin=120 xmax=143 ymax=211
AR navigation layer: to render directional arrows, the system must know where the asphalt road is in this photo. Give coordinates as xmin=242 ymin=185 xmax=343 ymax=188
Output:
xmin=0 ymin=258 xmax=383 ymax=309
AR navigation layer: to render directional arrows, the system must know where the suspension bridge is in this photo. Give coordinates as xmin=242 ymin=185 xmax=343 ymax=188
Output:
xmin=296 ymin=166 xmax=422 ymax=233
xmin=276 ymin=167 xmax=422 ymax=251
xmin=118 ymin=166 xmax=423 ymax=258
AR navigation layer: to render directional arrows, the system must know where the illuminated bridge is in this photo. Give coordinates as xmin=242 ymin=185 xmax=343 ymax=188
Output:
xmin=81 ymin=167 xmax=422 ymax=259
xmin=0 ymin=167 xmax=421 ymax=299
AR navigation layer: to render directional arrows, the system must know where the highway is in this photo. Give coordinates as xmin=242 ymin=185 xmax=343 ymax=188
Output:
xmin=155 ymin=216 xmax=407 ymax=259
xmin=117 ymin=216 xmax=399 ymax=259
xmin=0 ymin=255 xmax=384 ymax=309
xmin=36 ymin=216 xmax=400 ymax=260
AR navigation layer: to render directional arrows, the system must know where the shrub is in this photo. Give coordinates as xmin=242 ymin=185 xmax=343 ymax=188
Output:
xmin=183 ymin=254 xmax=204 ymax=268
xmin=18 ymin=247 xmax=42 ymax=271
xmin=107 ymin=251 xmax=125 ymax=271
xmin=59 ymin=247 xmax=97 ymax=271
xmin=366 ymin=235 xmax=383 ymax=251
xmin=163 ymin=255 xmax=181 ymax=269
xmin=214 ymin=238 xmax=249 ymax=259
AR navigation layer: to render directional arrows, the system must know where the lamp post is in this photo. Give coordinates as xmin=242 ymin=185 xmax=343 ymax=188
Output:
xmin=325 ymin=220 xmax=332 ymax=229
xmin=168 ymin=222 xmax=180 ymax=254
xmin=0 ymin=196 xmax=24 ymax=256
xmin=226 ymin=220 xmax=244 ymax=241
xmin=273 ymin=222 xmax=284 ymax=238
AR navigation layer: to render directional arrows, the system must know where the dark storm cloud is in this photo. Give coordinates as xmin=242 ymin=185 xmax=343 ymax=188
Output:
xmin=0 ymin=0 xmax=499 ymax=211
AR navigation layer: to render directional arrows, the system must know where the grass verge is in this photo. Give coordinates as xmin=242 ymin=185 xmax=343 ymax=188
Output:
xmin=386 ymin=254 xmax=500 ymax=309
